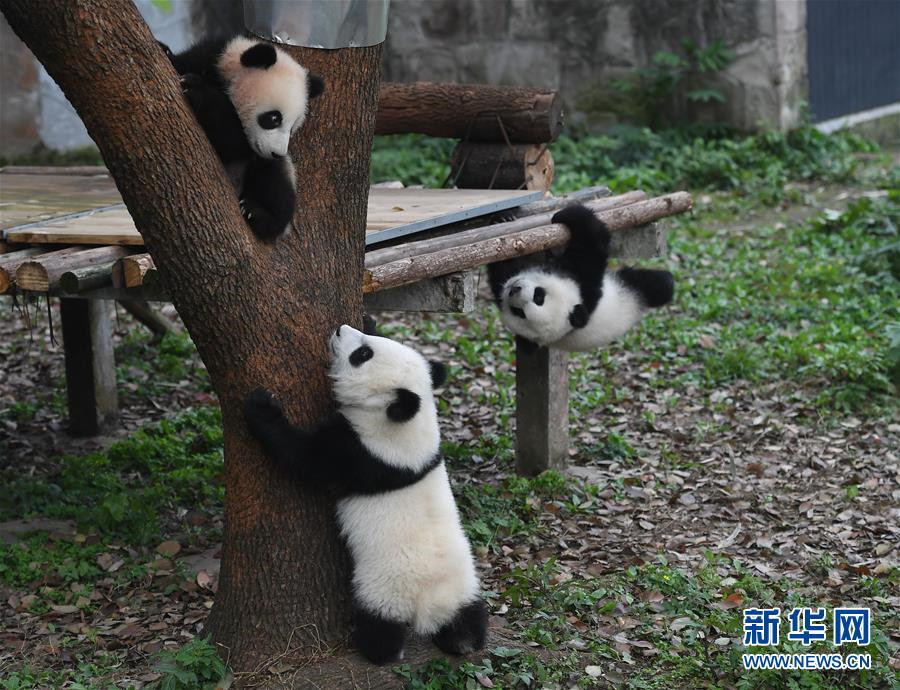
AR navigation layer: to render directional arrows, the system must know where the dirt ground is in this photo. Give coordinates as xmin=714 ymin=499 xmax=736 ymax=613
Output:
xmin=1 ymin=186 xmax=898 ymax=688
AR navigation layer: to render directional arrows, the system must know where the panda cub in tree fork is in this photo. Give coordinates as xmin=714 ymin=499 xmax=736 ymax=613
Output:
xmin=243 ymin=326 xmax=487 ymax=665
xmin=488 ymin=204 xmax=675 ymax=352
xmin=161 ymin=36 xmax=324 ymax=239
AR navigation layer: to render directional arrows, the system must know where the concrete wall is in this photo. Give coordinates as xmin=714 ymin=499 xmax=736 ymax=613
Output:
xmin=0 ymin=0 xmax=807 ymax=156
xmin=382 ymin=0 xmax=807 ymax=132
xmin=0 ymin=0 xmax=194 ymax=157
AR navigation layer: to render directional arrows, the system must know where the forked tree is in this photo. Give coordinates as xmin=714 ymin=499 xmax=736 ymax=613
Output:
xmin=1 ymin=0 xmax=382 ymax=669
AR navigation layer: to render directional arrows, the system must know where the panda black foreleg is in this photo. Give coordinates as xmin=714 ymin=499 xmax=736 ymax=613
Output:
xmin=241 ymin=158 xmax=296 ymax=239
xmin=243 ymin=388 xmax=315 ymax=480
xmin=353 ymin=604 xmax=407 ymax=665
xmin=431 ymin=599 xmax=488 ymax=656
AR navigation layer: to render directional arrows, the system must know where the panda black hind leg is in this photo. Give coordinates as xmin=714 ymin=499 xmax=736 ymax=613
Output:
xmin=240 ymin=157 xmax=297 ymax=239
xmin=617 ymin=267 xmax=675 ymax=308
xmin=353 ymin=604 xmax=407 ymax=665
xmin=431 ymin=599 xmax=488 ymax=656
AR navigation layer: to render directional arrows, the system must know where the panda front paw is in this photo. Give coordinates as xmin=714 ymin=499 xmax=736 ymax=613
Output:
xmin=239 ymin=198 xmax=253 ymax=222
xmin=244 ymin=387 xmax=285 ymax=432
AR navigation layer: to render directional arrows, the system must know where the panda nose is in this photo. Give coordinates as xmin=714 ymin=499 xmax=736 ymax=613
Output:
xmin=508 ymin=285 xmax=521 ymax=296
xmin=335 ymin=325 xmax=343 ymax=337
xmin=271 ymin=152 xmax=284 ymax=160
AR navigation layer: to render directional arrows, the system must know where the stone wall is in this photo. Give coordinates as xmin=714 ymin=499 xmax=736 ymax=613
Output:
xmin=0 ymin=0 xmax=194 ymax=157
xmin=382 ymin=0 xmax=807 ymax=132
xmin=0 ymin=0 xmax=807 ymax=156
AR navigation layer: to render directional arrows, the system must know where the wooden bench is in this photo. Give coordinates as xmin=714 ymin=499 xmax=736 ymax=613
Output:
xmin=0 ymin=82 xmax=692 ymax=475
xmin=0 ymin=166 xmax=690 ymax=476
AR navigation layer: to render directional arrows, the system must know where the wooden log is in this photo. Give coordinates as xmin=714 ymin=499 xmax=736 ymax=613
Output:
xmin=516 ymin=343 xmax=569 ymax=476
xmin=450 ymin=142 xmax=554 ymax=191
xmin=511 ymin=185 xmax=611 ymax=217
xmin=60 ymin=261 xmax=116 ymax=293
xmin=60 ymin=298 xmax=118 ymax=436
xmin=111 ymin=252 xmax=155 ymax=288
xmin=364 ymin=271 xmax=477 ymax=313
xmin=364 ymin=191 xmax=649 ymax=268
xmin=0 ymin=247 xmax=45 ymax=292
xmin=0 ymin=165 xmax=109 ymax=176
xmin=17 ymin=245 xmax=132 ymax=292
xmin=363 ymin=192 xmax=692 ymax=292
xmin=0 ymin=240 xmax=8 ymax=254
xmin=118 ymin=299 xmax=174 ymax=336
xmin=376 ymin=82 xmax=564 ymax=143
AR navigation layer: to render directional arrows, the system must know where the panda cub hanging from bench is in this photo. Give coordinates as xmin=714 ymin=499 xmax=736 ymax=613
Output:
xmin=160 ymin=36 xmax=324 ymax=239
xmin=489 ymin=204 xmax=675 ymax=352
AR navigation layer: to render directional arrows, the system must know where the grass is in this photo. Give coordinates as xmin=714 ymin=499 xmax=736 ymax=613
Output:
xmin=3 ymin=125 xmax=898 ymax=688
xmin=0 ymin=405 xmax=224 ymax=608
xmin=0 ymin=405 xmax=223 ymax=548
xmin=490 ymin=555 xmax=898 ymax=689
xmin=371 ymin=124 xmax=884 ymax=200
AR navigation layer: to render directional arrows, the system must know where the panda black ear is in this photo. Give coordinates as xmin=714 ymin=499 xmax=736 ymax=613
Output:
xmin=362 ymin=313 xmax=378 ymax=335
xmin=308 ymin=73 xmax=325 ymax=99
xmin=387 ymin=388 xmax=420 ymax=423
xmin=568 ymin=304 xmax=589 ymax=328
xmin=429 ymin=361 xmax=447 ymax=389
xmin=241 ymin=43 xmax=277 ymax=69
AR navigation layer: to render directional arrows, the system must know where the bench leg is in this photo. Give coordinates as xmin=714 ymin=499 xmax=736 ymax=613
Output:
xmin=60 ymin=298 xmax=118 ymax=436
xmin=515 ymin=341 xmax=569 ymax=476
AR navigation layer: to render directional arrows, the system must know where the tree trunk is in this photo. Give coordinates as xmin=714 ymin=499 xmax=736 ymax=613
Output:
xmin=1 ymin=0 xmax=381 ymax=670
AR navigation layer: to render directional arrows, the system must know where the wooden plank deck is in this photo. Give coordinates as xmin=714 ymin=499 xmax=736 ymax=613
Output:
xmin=0 ymin=169 xmax=541 ymax=247
xmin=0 ymin=169 xmax=120 ymax=230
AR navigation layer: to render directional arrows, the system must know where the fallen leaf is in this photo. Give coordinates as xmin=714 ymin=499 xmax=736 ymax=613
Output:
xmin=156 ymin=540 xmax=181 ymax=557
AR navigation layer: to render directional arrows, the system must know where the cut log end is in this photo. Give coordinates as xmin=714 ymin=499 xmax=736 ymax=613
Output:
xmin=451 ymin=142 xmax=554 ymax=192
xmin=16 ymin=261 xmax=53 ymax=292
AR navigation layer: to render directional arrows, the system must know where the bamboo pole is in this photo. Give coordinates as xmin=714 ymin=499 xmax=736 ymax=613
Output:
xmin=363 ymin=191 xmax=692 ymax=293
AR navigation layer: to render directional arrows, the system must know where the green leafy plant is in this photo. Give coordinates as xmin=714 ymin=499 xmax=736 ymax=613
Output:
xmin=609 ymin=40 xmax=734 ymax=129
xmin=151 ymin=637 xmax=226 ymax=690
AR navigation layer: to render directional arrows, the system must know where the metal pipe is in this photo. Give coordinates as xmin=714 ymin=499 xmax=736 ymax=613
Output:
xmin=244 ymin=0 xmax=390 ymax=48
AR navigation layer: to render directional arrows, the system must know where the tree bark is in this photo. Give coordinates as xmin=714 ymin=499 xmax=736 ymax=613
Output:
xmin=376 ymin=82 xmax=564 ymax=142
xmin=1 ymin=0 xmax=381 ymax=670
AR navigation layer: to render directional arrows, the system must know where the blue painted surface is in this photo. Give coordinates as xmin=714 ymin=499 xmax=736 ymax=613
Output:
xmin=807 ymin=0 xmax=900 ymax=122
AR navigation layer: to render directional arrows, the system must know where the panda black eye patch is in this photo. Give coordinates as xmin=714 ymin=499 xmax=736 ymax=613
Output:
xmin=257 ymin=111 xmax=283 ymax=130
xmin=533 ymin=287 xmax=546 ymax=305
xmin=349 ymin=345 xmax=374 ymax=367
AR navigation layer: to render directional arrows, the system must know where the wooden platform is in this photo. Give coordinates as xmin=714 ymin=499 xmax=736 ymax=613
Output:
xmin=0 ymin=168 xmax=541 ymax=247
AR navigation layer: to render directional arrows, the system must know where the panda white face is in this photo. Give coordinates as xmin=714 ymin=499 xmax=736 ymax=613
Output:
xmin=329 ymin=325 xmax=445 ymax=469
xmin=499 ymin=269 xmax=583 ymax=346
xmin=218 ymin=37 xmax=322 ymax=160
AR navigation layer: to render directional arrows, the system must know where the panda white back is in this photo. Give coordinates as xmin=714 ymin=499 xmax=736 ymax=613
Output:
xmin=553 ymin=272 xmax=647 ymax=351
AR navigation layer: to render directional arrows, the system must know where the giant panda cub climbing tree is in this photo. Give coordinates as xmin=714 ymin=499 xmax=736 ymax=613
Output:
xmin=244 ymin=326 xmax=488 ymax=665
xmin=160 ymin=36 xmax=325 ymax=239
xmin=488 ymin=204 xmax=675 ymax=352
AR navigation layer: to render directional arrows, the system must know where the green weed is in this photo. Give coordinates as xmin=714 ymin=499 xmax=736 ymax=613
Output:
xmin=394 ymin=648 xmax=572 ymax=690
xmin=0 ymin=406 xmax=224 ymax=545
xmin=150 ymin=637 xmax=227 ymax=690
